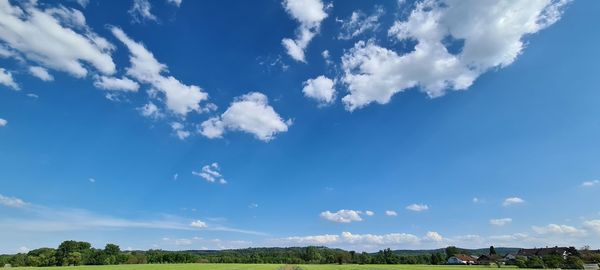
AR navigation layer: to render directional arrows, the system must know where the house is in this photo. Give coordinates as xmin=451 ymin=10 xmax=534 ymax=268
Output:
xmin=477 ymin=254 xmax=503 ymax=265
xmin=502 ymin=253 xmax=518 ymax=264
xmin=517 ymin=246 xmax=575 ymax=259
xmin=447 ymin=254 xmax=477 ymax=265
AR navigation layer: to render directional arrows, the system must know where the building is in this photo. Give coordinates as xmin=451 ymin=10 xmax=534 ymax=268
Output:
xmin=517 ymin=246 xmax=576 ymax=259
xmin=477 ymin=254 xmax=503 ymax=265
xmin=447 ymin=254 xmax=477 ymax=265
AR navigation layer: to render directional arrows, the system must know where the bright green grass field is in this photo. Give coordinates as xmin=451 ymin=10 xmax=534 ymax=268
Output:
xmin=12 ymin=264 xmax=517 ymax=270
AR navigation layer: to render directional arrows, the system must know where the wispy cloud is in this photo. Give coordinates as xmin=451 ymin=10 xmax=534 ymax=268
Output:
xmin=581 ymin=180 xmax=599 ymax=187
xmin=192 ymin=162 xmax=227 ymax=184
xmin=406 ymin=203 xmax=429 ymax=212
xmin=490 ymin=218 xmax=512 ymax=226
xmin=0 ymin=194 xmax=28 ymax=208
xmin=503 ymin=197 xmax=525 ymax=207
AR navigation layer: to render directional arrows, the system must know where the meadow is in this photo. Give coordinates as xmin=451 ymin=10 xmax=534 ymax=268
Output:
xmin=10 ymin=264 xmax=515 ymax=270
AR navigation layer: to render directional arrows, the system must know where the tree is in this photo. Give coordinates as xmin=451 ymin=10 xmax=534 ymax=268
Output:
xmin=104 ymin=244 xmax=120 ymax=256
xmin=490 ymin=246 xmax=497 ymax=255
xmin=56 ymin=240 xmax=91 ymax=266
xmin=526 ymin=256 xmax=545 ymax=269
xmin=563 ymin=256 xmax=584 ymax=269
xmin=445 ymin=246 xmax=460 ymax=257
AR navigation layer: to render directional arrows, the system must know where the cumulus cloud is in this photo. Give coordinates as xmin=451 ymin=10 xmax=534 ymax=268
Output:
xmin=283 ymin=231 xmax=422 ymax=246
xmin=320 ymin=209 xmax=365 ymax=223
xmin=0 ymin=68 xmax=19 ymax=90
xmin=129 ymin=0 xmax=157 ymax=23
xmin=138 ymin=102 xmax=163 ymax=119
xmin=93 ymin=76 xmax=139 ymax=92
xmin=284 ymin=234 xmax=340 ymax=245
xmin=200 ymin=92 xmax=291 ymax=141
xmin=503 ymin=197 xmax=525 ymax=207
xmin=190 ymin=220 xmax=207 ymax=228
xmin=385 ymin=210 xmax=397 ymax=216
xmin=583 ymin=220 xmax=600 ymax=235
xmin=581 ymin=180 xmax=599 ymax=187
xmin=170 ymin=122 xmax=190 ymax=140
xmin=0 ymin=118 xmax=7 ymax=127
xmin=423 ymin=231 xmax=444 ymax=242
xmin=364 ymin=211 xmax=374 ymax=216
xmin=340 ymin=0 xmax=570 ymax=111
xmin=337 ymin=7 xmax=384 ymax=40
xmin=111 ymin=27 xmax=209 ymax=116
xmin=532 ymin=224 xmax=585 ymax=236
xmin=490 ymin=218 xmax=512 ymax=226
xmin=28 ymin=66 xmax=54 ymax=81
xmin=0 ymin=194 xmax=28 ymax=208
xmin=192 ymin=162 xmax=226 ymax=184
xmin=302 ymin=75 xmax=336 ymax=105
xmin=406 ymin=203 xmax=429 ymax=212
xmin=281 ymin=0 xmax=328 ymax=62
xmin=0 ymin=1 xmax=116 ymax=77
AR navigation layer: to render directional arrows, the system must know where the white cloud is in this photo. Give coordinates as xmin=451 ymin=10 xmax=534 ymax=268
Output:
xmin=490 ymin=218 xmax=512 ymax=226
xmin=406 ymin=203 xmax=429 ymax=212
xmin=18 ymin=246 xmax=29 ymax=253
xmin=138 ymin=102 xmax=163 ymax=119
xmin=129 ymin=0 xmax=157 ymax=23
xmin=192 ymin=162 xmax=226 ymax=184
xmin=0 ymin=68 xmax=19 ymax=90
xmin=365 ymin=210 xmax=374 ymax=216
xmin=0 ymin=118 xmax=7 ymax=127
xmin=503 ymin=197 xmax=525 ymax=207
xmin=583 ymin=220 xmax=600 ymax=235
xmin=93 ymin=76 xmax=139 ymax=92
xmin=167 ymin=0 xmax=182 ymax=7
xmin=321 ymin=50 xmax=332 ymax=65
xmin=337 ymin=7 xmax=384 ymax=40
xmin=302 ymin=75 xmax=336 ymax=105
xmin=281 ymin=0 xmax=328 ymax=62
xmin=170 ymin=122 xmax=190 ymax=140
xmin=532 ymin=224 xmax=585 ymax=236
xmin=385 ymin=210 xmax=397 ymax=216
xmin=423 ymin=231 xmax=444 ymax=242
xmin=284 ymin=234 xmax=340 ymax=245
xmin=0 ymin=1 xmax=116 ymax=77
xmin=341 ymin=231 xmax=421 ymax=245
xmin=0 ymin=194 xmax=28 ymax=208
xmin=320 ymin=209 xmax=365 ymax=223
xmin=200 ymin=92 xmax=291 ymax=141
xmin=111 ymin=27 xmax=209 ymax=116
xmin=581 ymin=180 xmax=600 ymax=187
xmin=28 ymin=66 xmax=54 ymax=81
xmin=340 ymin=0 xmax=570 ymax=111
xmin=75 ymin=0 xmax=90 ymax=8
xmin=190 ymin=220 xmax=207 ymax=228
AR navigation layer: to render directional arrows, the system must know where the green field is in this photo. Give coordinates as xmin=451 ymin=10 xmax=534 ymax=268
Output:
xmin=10 ymin=264 xmax=516 ymax=270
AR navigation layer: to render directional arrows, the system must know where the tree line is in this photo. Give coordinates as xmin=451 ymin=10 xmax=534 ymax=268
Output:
xmin=1 ymin=241 xmax=598 ymax=268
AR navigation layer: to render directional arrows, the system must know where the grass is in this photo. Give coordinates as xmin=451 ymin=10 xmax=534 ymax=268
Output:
xmin=10 ymin=264 xmax=518 ymax=270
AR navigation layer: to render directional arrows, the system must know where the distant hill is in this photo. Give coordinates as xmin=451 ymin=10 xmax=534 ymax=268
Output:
xmin=392 ymin=247 xmax=521 ymax=256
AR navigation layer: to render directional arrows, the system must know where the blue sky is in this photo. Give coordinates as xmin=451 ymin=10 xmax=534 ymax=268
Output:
xmin=1 ymin=0 xmax=600 ymax=254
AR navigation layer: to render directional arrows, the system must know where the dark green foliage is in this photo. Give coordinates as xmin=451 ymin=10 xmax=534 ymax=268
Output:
xmin=526 ymin=256 xmax=546 ymax=268
xmin=490 ymin=246 xmax=497 ymax=255
xmin=563 ymin=256 xmax=584 ymax=269
xmin=0 ymin=240 xmax=591 ymax=268
xmin=542 ymin=254 xmax=563 ymax=268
